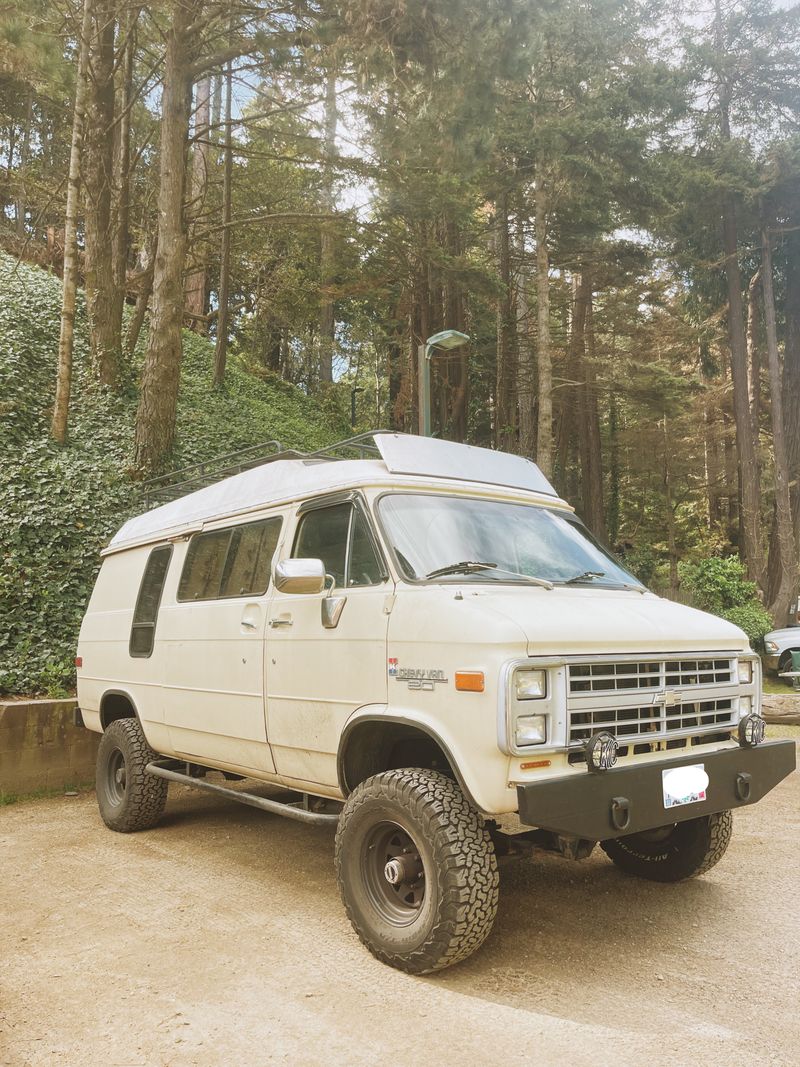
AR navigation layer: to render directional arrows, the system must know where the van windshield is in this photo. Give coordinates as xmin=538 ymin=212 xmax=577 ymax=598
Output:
xmin=377 ymin=494 xmax=643 ymax=588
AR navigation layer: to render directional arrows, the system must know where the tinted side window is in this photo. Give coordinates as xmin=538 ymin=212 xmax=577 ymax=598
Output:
xmin=178 ymin=518 xmax=281 ymax=601
xmin=220 ymin=518 xmax=281 ymax=597
xmin=293 ymin=503 xmax=350 ymax=586
xmin=178 ymin=529 xmax=230 ymax=600
xmin=129 ymin=545 xmax=172 ymax=658
xmin=293 ymin=504 xmax=384 ymax=588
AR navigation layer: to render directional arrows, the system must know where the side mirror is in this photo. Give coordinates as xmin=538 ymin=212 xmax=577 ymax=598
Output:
xmin=274 ymin=558 xmax=326 ymax=594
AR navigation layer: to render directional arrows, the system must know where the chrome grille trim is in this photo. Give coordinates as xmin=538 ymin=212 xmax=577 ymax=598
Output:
xmin=568 ymin=657 xmax=733 ymax=695
xmin=568 ymin=698 xmax=736 ymax=746
xmin=566 ymin=655 xmax=738 ymax=748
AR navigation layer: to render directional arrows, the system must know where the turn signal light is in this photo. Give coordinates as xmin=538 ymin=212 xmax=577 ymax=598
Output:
xmin=455 ymin=671 xmax=484 ymax=692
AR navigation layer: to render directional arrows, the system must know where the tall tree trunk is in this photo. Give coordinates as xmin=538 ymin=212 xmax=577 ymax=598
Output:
xmin=721 ymin=197 xmax=764 ymax=587
xmin=534 ymin=179 xmax=553 ymax=477
xmin=126 ymin=242 xmax=154 ymax=357
xmin=762 ymin=227 xmax=797 ymax=622
xmin=184 ymin=75 xmax=211 ymax=330
xmin=213 ymin=56 xmax=233 ymax=389
xmin=766 ymin=194 xmax=800 ymax=605
xmin=516 ymin=219 xmax=536 ymax=459
xmin=663 ymin=410 xmax=679 ymax=595
xmin=746 ymin=267 xmax=762 ymax=443
xmin=714 ymin=0 xmax=764 ymax=589
xmin=134 ymin=2 xmax=197 ymax=473
xmin=318 ymin=66 xmax=338 ymax=385
xmin=579 ymin=279 xmax=606 ymax=540
xmin=84 ymin=0 xmax=120 ymax=387
xmin=110 ymin=5 xmax=136 ymax=357
xmin=15 ymin=89 xmax=33 ymax=239
xmin=52 ymin=0 xmax=94 ymax=444
xmin=495 ymin=190 xmax=517 ymax=451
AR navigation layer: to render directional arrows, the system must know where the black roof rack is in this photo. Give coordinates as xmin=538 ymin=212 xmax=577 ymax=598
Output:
xmin=142 ymin=430 xmax=391 ymax=508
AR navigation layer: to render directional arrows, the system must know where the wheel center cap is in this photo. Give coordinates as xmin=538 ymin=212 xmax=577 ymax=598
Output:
xmin=384 ymin=858 xmax=403 ymax=885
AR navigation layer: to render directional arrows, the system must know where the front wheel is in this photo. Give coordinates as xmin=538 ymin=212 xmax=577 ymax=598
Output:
xmin=335 ymin=769 xmax=499 ymax=974
xmin=601 ymin=810 xmax=732 ymax=883
xmin=96 ymin=718 xmax=168 ymax=832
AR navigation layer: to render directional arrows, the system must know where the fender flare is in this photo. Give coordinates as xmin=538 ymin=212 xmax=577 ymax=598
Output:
xmin=336 ymin=710 xmax=486 ymax=814
xmin=99 ymin=688 xmax=141 ymax=730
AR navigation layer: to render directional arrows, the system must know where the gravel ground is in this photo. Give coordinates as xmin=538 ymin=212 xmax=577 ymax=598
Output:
xmin=1 ymin=735 xmax=798 ymax=1067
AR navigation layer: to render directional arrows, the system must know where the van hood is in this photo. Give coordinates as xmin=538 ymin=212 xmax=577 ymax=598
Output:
xmin=462 ymin=586 xmax=750 ymax=657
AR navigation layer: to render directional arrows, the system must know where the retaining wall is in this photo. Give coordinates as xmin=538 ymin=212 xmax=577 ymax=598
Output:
xmin=0 ymin=698 xmax=98 ymax=796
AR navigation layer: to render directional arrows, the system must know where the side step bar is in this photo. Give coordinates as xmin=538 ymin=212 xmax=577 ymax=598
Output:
xmin=146 ymin=761 xmax=340 ymax=826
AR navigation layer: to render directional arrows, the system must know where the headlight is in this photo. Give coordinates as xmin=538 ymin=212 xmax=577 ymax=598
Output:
xmin=765 ymin=641 xmax=779 ymax=653
xmin=738 ymin=696 xmax=752 ymax=719
xmin=515 ymin=668 xmax=547 ymax=700
xmin=515 ymin=714 xmax=547 ymax=746
xmin=737 ymin=659 xmax=753 ymax=683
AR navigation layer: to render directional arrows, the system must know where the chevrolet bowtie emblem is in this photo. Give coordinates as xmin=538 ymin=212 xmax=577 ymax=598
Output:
xmin=654 ymin=690 xmax=683 ymax=707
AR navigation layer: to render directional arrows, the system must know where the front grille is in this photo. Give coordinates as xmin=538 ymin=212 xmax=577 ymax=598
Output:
xmin=566 ymin=655 xmax=738 ymax=750
xmin=568 ymin=657 xmax=732 ymax=695
xmin=568 ymin=698 xmax=735 ymax=746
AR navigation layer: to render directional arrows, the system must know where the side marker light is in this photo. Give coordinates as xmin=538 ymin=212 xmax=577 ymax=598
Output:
xmin=455 ymin=671 xmax=484 ymax=692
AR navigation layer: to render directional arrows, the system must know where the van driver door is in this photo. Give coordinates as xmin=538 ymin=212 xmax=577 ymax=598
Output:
xmin=265 ymin=497 xmax=391 ymax=789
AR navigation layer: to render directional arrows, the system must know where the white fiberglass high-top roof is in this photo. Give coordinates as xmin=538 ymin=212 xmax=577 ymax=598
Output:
xmin=105 ymin=433 xmax=559 ymax=554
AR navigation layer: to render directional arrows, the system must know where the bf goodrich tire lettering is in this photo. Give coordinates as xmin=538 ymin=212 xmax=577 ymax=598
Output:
xmin=601 ymin=810 xmax=733 ymax=883
xmin=96 ymin=718 xmax=168 ymax=832
xmin=335 ymin=769 xmax=499 ymax=974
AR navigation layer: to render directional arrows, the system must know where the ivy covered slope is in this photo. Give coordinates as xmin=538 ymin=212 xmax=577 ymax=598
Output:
xmin=0 ymin=254 xmax=347 ymax=695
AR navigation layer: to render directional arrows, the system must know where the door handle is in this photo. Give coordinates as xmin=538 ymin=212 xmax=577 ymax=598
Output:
xmin=269 ymin=616 xmax=293 ymax=628
xmin=241 ymin=620 xmax=257 ymax=630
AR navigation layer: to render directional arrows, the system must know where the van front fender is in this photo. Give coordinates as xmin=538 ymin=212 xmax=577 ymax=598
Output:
xmin=338 ymin=704 xmax=514 ymax=815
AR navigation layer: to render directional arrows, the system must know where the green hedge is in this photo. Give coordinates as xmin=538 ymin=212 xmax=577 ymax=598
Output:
xmin=677 ymin=556 xmax=773 ymax=650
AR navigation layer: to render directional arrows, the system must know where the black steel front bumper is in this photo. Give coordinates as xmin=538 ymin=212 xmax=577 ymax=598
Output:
xmin=516 ymin=740 xmax=796 ymax=841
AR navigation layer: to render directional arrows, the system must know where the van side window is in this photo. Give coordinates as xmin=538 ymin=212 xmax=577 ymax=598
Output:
xmin=178 ymin=517 xmax=281 ymax=601
xmin=293 ymin=504 xmax=383 ymax=588
xmin=129 ymin=545 xmax=172 ymax=657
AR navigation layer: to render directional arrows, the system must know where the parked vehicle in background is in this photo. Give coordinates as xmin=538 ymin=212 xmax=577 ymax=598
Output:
xmin=764 ymin=626 xmax=800 ymax=676
xmin=76 ymin=432 xmax=796 ymax=974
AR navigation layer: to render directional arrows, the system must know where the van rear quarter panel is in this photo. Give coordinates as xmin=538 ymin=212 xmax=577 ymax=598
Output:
xmin=77 ymin=545 xmax=176 ymax=751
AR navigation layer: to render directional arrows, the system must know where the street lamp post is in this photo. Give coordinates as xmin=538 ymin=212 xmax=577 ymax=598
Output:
xmin=417 ymin=329 xmax=470 ymax=437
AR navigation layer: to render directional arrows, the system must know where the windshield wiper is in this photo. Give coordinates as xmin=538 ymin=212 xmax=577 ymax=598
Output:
xmin=562 ymin=570 xmax=646 ymax=593
xmin=426 ymin=561 xmax=498 ymax=579
xmin=425 ymin=561 xmax=554 ymax=589
xmin=563 ymin=570 xmax=606 ymax=585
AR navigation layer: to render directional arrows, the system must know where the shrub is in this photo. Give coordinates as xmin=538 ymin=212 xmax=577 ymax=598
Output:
xmin=678 ymin=556 xmax=773 ymax=650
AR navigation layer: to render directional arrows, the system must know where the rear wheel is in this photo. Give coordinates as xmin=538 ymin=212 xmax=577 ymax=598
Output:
xmin=601 ymin=811 xmax=732 ymax=883
xmin=96 ymin=718 xmax=167 ymax=832
xmin=335 ymin=769 xmax=499 ymax=974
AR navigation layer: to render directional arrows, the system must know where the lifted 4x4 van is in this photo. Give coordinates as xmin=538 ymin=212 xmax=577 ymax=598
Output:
xmin=77 ymin=432 xmax=795 ymax=973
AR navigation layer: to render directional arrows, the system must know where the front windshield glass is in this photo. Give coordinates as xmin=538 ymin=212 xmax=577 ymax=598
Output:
xmin=377 ymin=493 xmax=642 ymax=587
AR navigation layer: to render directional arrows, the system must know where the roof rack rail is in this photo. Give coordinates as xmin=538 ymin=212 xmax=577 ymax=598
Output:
xmin=142 ymin=430 xmax=393 ymax=508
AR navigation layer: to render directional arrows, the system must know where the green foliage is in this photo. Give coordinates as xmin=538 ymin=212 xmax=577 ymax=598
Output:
xmin=678 ymin=556 xmax=773 ymax=649
xmin=0 ymin=254 xmax=345 ymax=695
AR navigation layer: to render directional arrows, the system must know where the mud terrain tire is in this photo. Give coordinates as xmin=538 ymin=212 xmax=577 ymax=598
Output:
xmin=335 ymin=769 xmax=499 ymax=974
xmin=601 ymin=810 xmax=732 ymax=883
xmin=96 ymin=718 xmax=167 ymax=832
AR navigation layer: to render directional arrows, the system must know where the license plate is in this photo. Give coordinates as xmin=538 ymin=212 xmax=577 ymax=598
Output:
xmin=662 ymin=764 xmax=709 ymax=809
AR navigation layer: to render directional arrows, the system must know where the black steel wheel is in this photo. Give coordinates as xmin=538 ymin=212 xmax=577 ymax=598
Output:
xmin=96 ymin=718 xmax=167 ymax=832
xmin=601 ymin=811 xmax=732 ymax=883
xmin=335 ymin=769 xmax=499 ymax=974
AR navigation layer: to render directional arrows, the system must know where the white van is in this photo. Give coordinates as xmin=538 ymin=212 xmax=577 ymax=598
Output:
xmin=77 ymin=432 xmax=795 ymax=973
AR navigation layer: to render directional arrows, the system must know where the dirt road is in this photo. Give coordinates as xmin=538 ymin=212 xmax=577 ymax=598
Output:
xmin=2 ymin=741 xmax=799 ymax=1067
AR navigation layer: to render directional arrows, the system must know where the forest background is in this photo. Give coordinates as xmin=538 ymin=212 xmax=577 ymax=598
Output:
xmin=1 ymin=0 xmax=799 ymax=693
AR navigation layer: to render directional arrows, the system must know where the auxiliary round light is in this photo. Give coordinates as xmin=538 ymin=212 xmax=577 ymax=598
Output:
xmin=585 ymin=731 xmax=619 ymax=773
xmin=738 ymin=713 xmax=766 ymax=748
